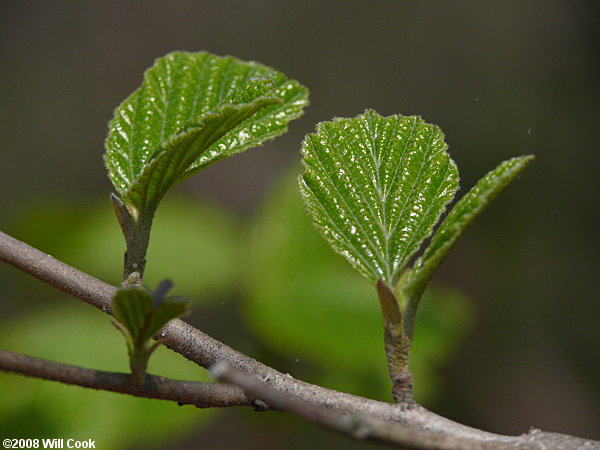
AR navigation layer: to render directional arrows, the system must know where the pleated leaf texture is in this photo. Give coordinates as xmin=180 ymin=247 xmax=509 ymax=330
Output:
xmin=405 ymin=154 xmax=534 ymax=298
xmin=104 ymin=51 xmax=309 ymax=211
xmin=112 ymin=284 xmax=190 ymax=346
xmin=299 ymin=110 xmax=459 ymax=287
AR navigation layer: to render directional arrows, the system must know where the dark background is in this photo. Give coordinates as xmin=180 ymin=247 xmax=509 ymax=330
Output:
xmin=1 ymin=1 xmax=598 ymax=447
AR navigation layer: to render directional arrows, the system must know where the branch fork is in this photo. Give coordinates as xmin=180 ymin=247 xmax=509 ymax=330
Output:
xmin=1 ymin=231 xmax=597 ymax=449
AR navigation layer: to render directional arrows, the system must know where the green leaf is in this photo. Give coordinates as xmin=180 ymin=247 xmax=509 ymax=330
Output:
xmin=112 ymin=284 xmax=190 ymax=344
xmin=299 ymin=109 xmax=459 ymax=287
xmin=145 ymin=296 xmax=190 ymax=339
xmin=221 ymin=76 xmax=278 ymax=105
xmin=104 ymin=51 xmax=309 ymax=200
xmin=152 ymin=279 xmax=174 ymax=303
xmin=112 ymin=286 xmax=153 ymax=342
xmin=123 ymin=96 xmax=280 ymax=212
xmin=405 ymin=155 xmax=534 ymax=299
xmin=242 ymin=172 xmax=472 ymax=402
xmin=0 ymin=304 xmax=214 ymax=449
xmin=104 ymin=52 xmax=308 ymax=280
xmin=112 ymin=282 xmax=190 ymax=383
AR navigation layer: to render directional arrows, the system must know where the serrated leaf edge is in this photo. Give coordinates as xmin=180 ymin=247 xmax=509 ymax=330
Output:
xmin=122 ymin=95 xmax=281 ymax=213
xmin=404 ymin=155 xmax=534 ymax=299
xmin=299 ymin=110 xmax=459 ymax=287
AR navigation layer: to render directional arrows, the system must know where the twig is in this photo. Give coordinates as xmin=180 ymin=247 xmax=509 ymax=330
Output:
xmin=0 ymin=231 xmax=117 ymax=314
xmin=211 ymin=362 xmax=484 ymax=449
xmin=2 ymin=231 xmax=598 ymax=449
xmin=0 ymin=349 xmax=252 ymax=408
xmin=376 ymin=279 xmax=413 ymax=403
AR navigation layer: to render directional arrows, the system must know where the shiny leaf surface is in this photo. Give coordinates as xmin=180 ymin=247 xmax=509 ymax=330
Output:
xmin=243 ymin=173 xmax=472 ymax=402
xmin=406 ymin=155 xmax=534 ymax=298
xmin=299 ymin=110 xmax=459 ymax=286
xmin=104 ymin=51 xmax=309 ymax=200
xmin=123 ymin=96 xmax=279 ymax=211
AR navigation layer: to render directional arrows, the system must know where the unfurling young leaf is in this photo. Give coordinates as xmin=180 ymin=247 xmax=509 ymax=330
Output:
xmin=404 ymin=155 xmax=535 ymax=302
xmin=112 ymin=280 xmax=190 ymax=385
xmin=299 ymin=109 xmax=533 ymax=398
xmin=122 ymin=95 xmax=280 ymax=214
xmin=103 ymin=51 xmax=309 ymax=279
xmin=105 ymin=52 xmax=309 ymax=197
xmin=401 ymin=154 xmax=534 ymax=339
xmin=299 ymin=109 xmax=459 ymax=288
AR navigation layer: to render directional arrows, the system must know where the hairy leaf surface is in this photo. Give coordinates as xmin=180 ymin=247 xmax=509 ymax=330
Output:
xmin=112 ymin=285 xmax=190 ymax=344
xmin=123 ymin=96 xmax=279 ymax=211
xmin=243 ymin=173 xmax=472 ymax=401
xmin=104 ymin=51 xmax=309 ymax=198
xmin=112 ymin=286 xmax=153 ymax=342
xmin=406 ymin=155 xmax=534 ymax=297
xmin=299 ymin=110 xmax=459 ymax=286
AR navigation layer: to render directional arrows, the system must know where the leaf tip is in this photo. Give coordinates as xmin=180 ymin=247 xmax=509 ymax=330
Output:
xmin=152 ymin=279 xmax=174 ymax=304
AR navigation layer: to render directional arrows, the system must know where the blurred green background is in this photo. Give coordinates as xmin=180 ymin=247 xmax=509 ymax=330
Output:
xmin=1 ymin=1 xmax=598 ymax=448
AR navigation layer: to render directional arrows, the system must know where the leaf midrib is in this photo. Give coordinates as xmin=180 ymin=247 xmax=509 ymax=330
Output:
xmin=364 ymin=114 xmax=395 ymax=280
xmin=383 ymin=118 xmax=418 ymax=201
xmin=316 ymin=126 xmax=387 ymax=277
xmin=386 ymin=130 xmax=440 ymax=246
